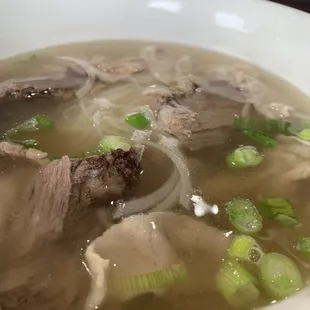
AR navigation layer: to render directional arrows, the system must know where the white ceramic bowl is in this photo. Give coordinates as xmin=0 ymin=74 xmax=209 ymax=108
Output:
xmin=1 ymin=0 xmax=310 ymax=309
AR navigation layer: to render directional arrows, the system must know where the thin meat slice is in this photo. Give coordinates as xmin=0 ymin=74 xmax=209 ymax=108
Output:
xmin=90 ymin=56 xmax=145 ymax=82
xmin=148 ymin=77 xmax=251 ymax=151
xmin=85 ymin=212 xmax=231 ymax=309
xmin=0 ymin=69 xmax=83 ymax=104
xmin=0 ymin=83 xmax=68 ymax=103
xmin=0 ymin=149 xmax=142 ymax=310
xmin=5 ymin=149 xmax=141 ymax=257
xmin=57 ymin=56 xmax=146 ymax=84
xmin=0 ymin=141 xmax=49 ymax=165
xmin=0 ymin=56 xmax=145 ymax=104
xmin=144 ymin=61 xmax=267 ymax=151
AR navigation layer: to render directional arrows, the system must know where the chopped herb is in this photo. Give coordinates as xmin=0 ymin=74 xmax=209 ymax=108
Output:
xmin=10 ymin=139 xmax=39 ymax=149
xmin=216 ymin=259 xmax=260 ymax=307
xmin=260 ymin=253 xmax=303 ymax=300
xmin=126 ymin=113 xmax=150 ymax=130
xmin=111 ymin=264 xmax=187 ymax=293
xmin=259 ymin=197 xmax=299 ymax=227
xmin=227 ymin=146 xmax=263 ymax=169
xmin=243 ymin=130 xmax=277 ymax=147
xmin=296 ymin=129 xmax=310 ymax=141
xmin=273 ymin=214 xmax=300 ymax=227
xmin=228 ymin=235 xmax=265 ymax=265
xmin=296 ymin=237 xmax=310 ymax=258
xmin=7 ymin=114 xmax=55 ymax=136
xmin=98 ymin=136 xmax=131 ymax=155
xmin=225 ymin=199 xmax=263 ymax=235
xmin=233 ymin=117 xmax=290 ymax=135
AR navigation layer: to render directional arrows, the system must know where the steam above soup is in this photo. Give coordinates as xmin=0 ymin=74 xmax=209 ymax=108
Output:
xmin=0 ymin=41 xmax=310 ymax=310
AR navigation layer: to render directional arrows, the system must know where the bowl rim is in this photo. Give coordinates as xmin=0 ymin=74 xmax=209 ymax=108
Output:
xmin=1 ymin=0 xmax=310 ymax=309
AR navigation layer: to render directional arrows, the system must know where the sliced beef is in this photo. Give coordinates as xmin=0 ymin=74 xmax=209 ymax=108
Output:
xmin=0 ymin=71 xmax=83 ymax=105
xmin=0 ymin=56 xmax=145 ymax=105
xmin=0 ymin=253 xmax=89 ymax=310
xmin=0 ymin=83 xmax=69 ymax=103
xmin=199 ymin=64 xmax=266 ymax=105
xmin=148 ymin=77 xmax=258 ymax=151
xmin=0 ymin=141 xmax=49 ymax=165
xmin=0 ymin=148 xmax=141 ymax=310
xmin=89 ymin=56 xmax=145 ymax=78
xmin=0 ymin=60 xmax=92 ymax=102
xmin=57 ymin=56 xmax=146 ymax=84
xmin=4 ymin=149 xmax=141 ymax=258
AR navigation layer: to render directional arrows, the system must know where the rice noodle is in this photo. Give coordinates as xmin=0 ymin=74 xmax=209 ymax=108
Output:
xmin=142 ymin=84 xmax=172 ymax=97
xmin=113 ymin=133 xmax=192 ymax=218
xmin=140 ymin=45 xmax=175 ymax=85
xmin=152 ymin=180 xmax=181 ymax=212
xmin=131 ymin=129 xmax=152 ymax=142
xmin=145 ymin=138 xmax=192 ymax=209
xmin=59 ymin=83 xmax=150 ymax=140
xmin=57 ymin=56 xmax=96 ymax=98
xmin=140 ymin=45 xmax=192 ymax=86
xmin=139 ymin=105 xmax=157 ymax=124
xmin=113 ymin=167 xmax=180 ymax=218
xmin=61 ymin=55 xmax=135 ymax=85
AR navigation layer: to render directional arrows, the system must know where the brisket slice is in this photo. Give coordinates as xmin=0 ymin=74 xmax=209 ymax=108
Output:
xmin=0 ymin=56 xmax=145 ymax=104
xmin=66 ymin=56 xmax=145 ymax=83
xmin=149 ymin=78 xmax=256 ymax=151
xmin=0 ymin=83 xmax=71 ymax=103
xmin=0 ymin=149 xmax=141 ymax=310
xmin=6 ymin=149 xmax=141 ymax=257
xmin=0 ymin=141 xmax=49 ymax=165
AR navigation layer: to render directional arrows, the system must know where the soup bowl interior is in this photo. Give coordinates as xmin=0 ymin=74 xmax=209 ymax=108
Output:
xmin=1 ymin=0 xmax=310 ymax=309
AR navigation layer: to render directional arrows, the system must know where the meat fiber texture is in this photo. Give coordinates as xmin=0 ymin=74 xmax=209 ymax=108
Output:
xmin=0 ymin=146 xmax=142 ymax=310
xmin=85 ymin=212 xmax=232 ymax=310
xmin=0 ymin=56 xmax=146 ymax=104
xmin=147 ymin=76 xmax=262 ymax=151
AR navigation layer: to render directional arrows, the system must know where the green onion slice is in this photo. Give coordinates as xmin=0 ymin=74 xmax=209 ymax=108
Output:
xmin=273 ymin=214 xmax=300 ymax=227
xmin=296 ymin=237 xmax=310 ymax=258
xmin=228 ymin=235 xmax=265 ymax=265
xmin=7 ymin=114 xmax=55 ymax=136
xmin=225 ymin=199 xmax=263 ymax=235
xmin=286 ymin=119 xmax=310 ymax=136
xmin=296 ymin=129 xmax=310 ymax=141
xmin=243 ymin=130 xmax=277 ymax=148
xmin=260 ymin=253 xmax=303 ymax=300
xmin=10 ymin=139 xmax=39 ymax=149
xmin=98 ymin=136 xmax=131 ymax=154
xmin=259 ymin=197 xmax=299 ymax=227
xmin=216 ymin=259 xmax=260 ymax=307
xmin=227 ymin=146 xmax=263 ymax=169
xmin=126 ymin=113 xmax=150 ymax=130
xmin=233 ymin=117 xmax=290 ymax=135
xmin=234 ymin=116 xmax=310 ymax=138
xmin=109 ymin=264 xmax=187 ymax=293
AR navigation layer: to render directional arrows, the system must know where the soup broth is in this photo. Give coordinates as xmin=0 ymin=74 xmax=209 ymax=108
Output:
xmin=0 ymin=41 xmax=310 ymax=310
